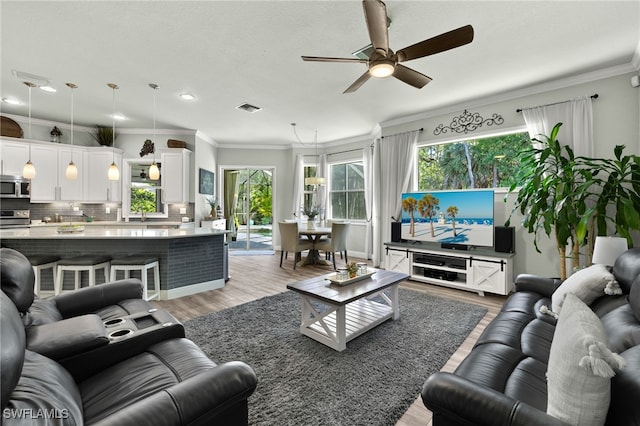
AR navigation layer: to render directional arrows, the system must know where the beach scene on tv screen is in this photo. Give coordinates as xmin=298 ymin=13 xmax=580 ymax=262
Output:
xmin=400 ymin=190 xmax=494 ymax=247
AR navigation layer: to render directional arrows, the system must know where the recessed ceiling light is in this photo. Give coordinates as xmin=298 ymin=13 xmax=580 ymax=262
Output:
xmin=40 ymin=85 xmax=57 ymax=93
xmin=179 ymin=93 xmax=195 ymax=101
xmin=111 ymin=113 xmax=127 ymax=120
xmin=1 ymin=98 xmax=21 ymax=105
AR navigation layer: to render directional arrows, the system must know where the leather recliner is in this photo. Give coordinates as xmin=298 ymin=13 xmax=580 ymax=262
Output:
xmin=1 ymin=247 xmax=159 ymax=328
xmin=1 ymin=290 xmax=258 ymax=426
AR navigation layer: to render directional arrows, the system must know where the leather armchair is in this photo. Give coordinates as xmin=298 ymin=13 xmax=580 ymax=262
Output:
xmin=1 ymin=288 xmax=258 ymax=425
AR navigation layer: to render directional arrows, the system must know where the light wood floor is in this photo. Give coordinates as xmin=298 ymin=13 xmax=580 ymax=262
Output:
xmin=154 ymin=251 xmax=507 ymax=426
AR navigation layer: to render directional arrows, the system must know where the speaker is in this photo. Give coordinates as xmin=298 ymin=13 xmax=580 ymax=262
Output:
xmin=494 ymin=226 xmax=515 ymax=253
xmin=391 ymin=222 xmax=402 ymax=242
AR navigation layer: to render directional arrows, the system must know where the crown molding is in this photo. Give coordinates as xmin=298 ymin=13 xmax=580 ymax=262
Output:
xmin=381 ymin=62 xmax=638 ymax=129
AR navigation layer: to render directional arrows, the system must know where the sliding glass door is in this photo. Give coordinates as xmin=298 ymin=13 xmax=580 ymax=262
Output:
xmin=223 ymin=167 xmax=274 ymax=251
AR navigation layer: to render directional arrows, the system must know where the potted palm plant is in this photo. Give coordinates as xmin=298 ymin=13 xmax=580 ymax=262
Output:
xmin=506 ymin=122 xmax=640 ymax=279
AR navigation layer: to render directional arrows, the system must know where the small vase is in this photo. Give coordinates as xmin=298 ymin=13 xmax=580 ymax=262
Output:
xmin=307 ymin=219 xmax=316 ymax=230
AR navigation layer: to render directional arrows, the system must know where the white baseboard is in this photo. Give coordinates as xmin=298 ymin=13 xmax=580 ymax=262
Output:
xmin=161 ymin=279 xmax=225 ymax=300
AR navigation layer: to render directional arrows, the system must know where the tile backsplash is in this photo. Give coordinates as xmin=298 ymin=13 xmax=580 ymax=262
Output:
xmin=1 ymin=199 xmax=194 ymax=223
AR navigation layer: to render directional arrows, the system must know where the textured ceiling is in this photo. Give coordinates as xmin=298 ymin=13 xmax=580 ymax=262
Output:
xmin=1 ymin=1 xmax=639 ymax=147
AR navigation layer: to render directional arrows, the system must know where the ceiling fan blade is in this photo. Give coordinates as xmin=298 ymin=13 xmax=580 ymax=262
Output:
xmin=363 ymin=0 xmax=389 ymax=54
xmin=393 ymin=64 xmax=432 ymax=89
xmin=343 ymin=71 xmax=371 ymax=94
xmin=302 ymin=56 xmax=368 ymax=64
xmin=396 ymin=25 xmax=474 ymax=62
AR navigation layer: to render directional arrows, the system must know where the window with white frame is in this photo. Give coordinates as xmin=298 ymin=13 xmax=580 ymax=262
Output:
xmin=329 ymin=161 xmax=366 ymax=220
xmin=417 ymin=131 xmax=531 ymax=190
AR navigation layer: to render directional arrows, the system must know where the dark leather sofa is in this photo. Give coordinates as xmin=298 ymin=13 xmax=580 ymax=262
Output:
xmin=422 ymin=248 xmax=640 ymax=426
xmin=1 ymin=248 xmax=258 ymax=425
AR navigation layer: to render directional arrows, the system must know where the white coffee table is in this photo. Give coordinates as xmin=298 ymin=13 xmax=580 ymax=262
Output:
xmin=286 ymin=269 xmax=410 ymax=351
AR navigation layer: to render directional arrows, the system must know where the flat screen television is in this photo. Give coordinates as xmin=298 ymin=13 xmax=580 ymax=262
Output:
xmin=400 ymin=189 xmax=494 ymax=248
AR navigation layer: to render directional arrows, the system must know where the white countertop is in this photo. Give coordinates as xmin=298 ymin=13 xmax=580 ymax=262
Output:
xmin=0 ymin=226 xmax=227 ymax=239
xmin=29 ymin=221 xmax=185 ymax=227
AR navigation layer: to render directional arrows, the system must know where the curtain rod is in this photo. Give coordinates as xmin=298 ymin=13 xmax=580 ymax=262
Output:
xmin=516 ymin=94 xmax=598 ymax=113
xmin=381 ymin=127 xmax=424 ymax=139
xmin=327 ymin=147 xmax=363 ymax=156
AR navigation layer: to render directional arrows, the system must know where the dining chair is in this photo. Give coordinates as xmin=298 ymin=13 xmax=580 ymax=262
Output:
xmin=315 ymin=222 xmax=350 ymax=270
xmin=278 ymin=221 xmax=314 ymax=270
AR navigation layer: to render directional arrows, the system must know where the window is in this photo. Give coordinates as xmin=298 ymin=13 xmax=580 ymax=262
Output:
xmin=330 ymin=161 xmax=366 ymax=220
xmin=126 ymin=160 xmax=167 ymax=218
xmin=417 ymin=132 xmax=531 ymax=190
xmin=303 ymin=164 xmax=318 ymax=212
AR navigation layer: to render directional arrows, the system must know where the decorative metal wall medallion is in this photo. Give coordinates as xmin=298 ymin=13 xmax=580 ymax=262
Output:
xmin=433 ymin=110 xmax=504 ymax=135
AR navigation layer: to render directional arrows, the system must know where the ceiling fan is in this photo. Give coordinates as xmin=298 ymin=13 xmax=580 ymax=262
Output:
xmin=301 ymin=0 xmax=474 ymax=93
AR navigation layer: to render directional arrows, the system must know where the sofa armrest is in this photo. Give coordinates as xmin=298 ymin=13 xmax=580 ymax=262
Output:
xmin=422 ymin=372 xmax=570 ymax=426
xmin=91 ymin=361 xmax=258 ymax=426
xmin=514 ymin=274 xmax=562 ymax=298
xmin=51 ymin=279 xmax=143 ymax=318
xmin=26 ymin=314 xmax=109 ymax=360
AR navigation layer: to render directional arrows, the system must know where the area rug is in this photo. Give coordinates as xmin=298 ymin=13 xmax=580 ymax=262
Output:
xmin=185 ymin=288 xmax=487 ymax=426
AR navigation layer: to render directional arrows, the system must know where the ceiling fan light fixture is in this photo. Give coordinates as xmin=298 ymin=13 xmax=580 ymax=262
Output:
xmin=369 ymin=61 xmax=395 ymax=78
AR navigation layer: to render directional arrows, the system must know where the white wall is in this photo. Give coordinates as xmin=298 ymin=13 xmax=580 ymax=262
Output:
xmin=380 ymin=71 xmax=640 ymax=277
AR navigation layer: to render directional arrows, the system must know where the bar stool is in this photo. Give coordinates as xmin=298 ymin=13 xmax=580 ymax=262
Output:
xmin=28 ymin=255 xmax=60 ymax=297
xmin=110 ymin=256 xmax=160 ymax=301
xmin=55 ymin=255 xmax=111 ymax=294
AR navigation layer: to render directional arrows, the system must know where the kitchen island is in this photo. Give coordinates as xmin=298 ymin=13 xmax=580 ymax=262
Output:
xmin=0 ymin=226 xmax=228 ymax=300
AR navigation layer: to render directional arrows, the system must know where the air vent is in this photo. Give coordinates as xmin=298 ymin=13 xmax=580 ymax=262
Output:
xmin=236 ymin=103 xmax=263 ymax=113
xmin=12 ymin=70 xmax=51 ymax=86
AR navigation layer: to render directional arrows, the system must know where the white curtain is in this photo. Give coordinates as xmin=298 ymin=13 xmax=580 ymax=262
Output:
xmin=371 ymin=130 xmax=420 ymax=266
xmin=522 ymin=96 xmax=593 ymax=157
xmin=290 ymin=154 xmax=304 ymax=219
xmin=363 ymin=143 xmax=374 ymax=260
xmin=318 ymin=154 xmax=328 ymax=219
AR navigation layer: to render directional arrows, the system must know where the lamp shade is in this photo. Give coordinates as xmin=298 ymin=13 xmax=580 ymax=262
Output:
xmin=65 ymin=161 xmax=78 ymax=180
xmin=592 ymin=236 xmax=628 ymax=266
xmin=305 ymin=176 xmax=326 ymax=186
xmin=149 ymin=162 xmax=160 ymax=180
xmin=108 ymin=162 xmax=120 ymax=180
xmin=22 ymin=160 xmax=36 ymax=179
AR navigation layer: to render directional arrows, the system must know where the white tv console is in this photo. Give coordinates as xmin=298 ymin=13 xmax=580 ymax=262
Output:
xmin=384 ymin=242 xmax=515 ymax=296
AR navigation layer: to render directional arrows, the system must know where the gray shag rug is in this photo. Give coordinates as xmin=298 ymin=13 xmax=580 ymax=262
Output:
xmin=185 ymin=288 xmax=487 ymax=426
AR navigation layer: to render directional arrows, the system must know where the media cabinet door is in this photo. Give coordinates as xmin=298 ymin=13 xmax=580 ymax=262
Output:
xmin=386 ymin=249 xmax=411 ymax=275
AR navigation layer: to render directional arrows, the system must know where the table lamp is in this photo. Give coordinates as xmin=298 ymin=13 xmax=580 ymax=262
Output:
xmin=592 ymin=236 xmax=629 ymax=267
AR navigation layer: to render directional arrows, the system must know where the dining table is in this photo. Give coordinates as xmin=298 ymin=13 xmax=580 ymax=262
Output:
xmin=298 ymin=225 xmax=332 ymax=266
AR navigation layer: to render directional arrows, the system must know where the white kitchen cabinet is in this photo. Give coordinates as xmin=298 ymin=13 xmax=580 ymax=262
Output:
xmin=0 ymin=139 xmax=30 ymax=175
xmin=57 ymin=146 xmax=84 ymax=201
xmin=160 ymin=149 xmax=191 ymax=203
xmin=29 ymin=144 xmax=85 ymax=202
xmin=84 ymin=149 xmax=123 ymax=202
xmin=29 ymin=144 xmax=59 ymax=201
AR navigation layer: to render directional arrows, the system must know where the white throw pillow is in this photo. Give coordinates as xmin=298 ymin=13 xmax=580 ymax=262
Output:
xmin=551 ymin=264 xmax=616 ymax=313
xmin=547 ymin=293 xmax=626 ymax=426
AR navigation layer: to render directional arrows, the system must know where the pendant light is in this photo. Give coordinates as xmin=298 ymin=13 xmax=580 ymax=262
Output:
xmin=22 ymin=82 xmax=36 ymax=179
xmin=148 ymin=83 xmax=160 ymax=180
xmin=107 ymin=83 xmax=120 ymax=180
xmin=302 ymin=128 xmax=325 ymax=186
xmin=65 ymin=83 xmax=78 ymax=180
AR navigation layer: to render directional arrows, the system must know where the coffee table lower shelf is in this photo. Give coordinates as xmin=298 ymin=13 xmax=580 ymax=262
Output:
xmin=298 ymin=288 xmax=398 ymax=352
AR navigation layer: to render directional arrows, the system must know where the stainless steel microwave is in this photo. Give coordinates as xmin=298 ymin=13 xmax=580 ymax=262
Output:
xmin=0 ymin=175 xmax=31 ymax=198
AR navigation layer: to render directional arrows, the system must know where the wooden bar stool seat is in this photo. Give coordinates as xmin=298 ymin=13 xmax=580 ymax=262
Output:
xmin=110 ymin=256 xmax=160 ymax=301
xmin=55 ymin=255 xmax=111 ymax=294
xmin=28 ymin=255 xmax=60 ymax=297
